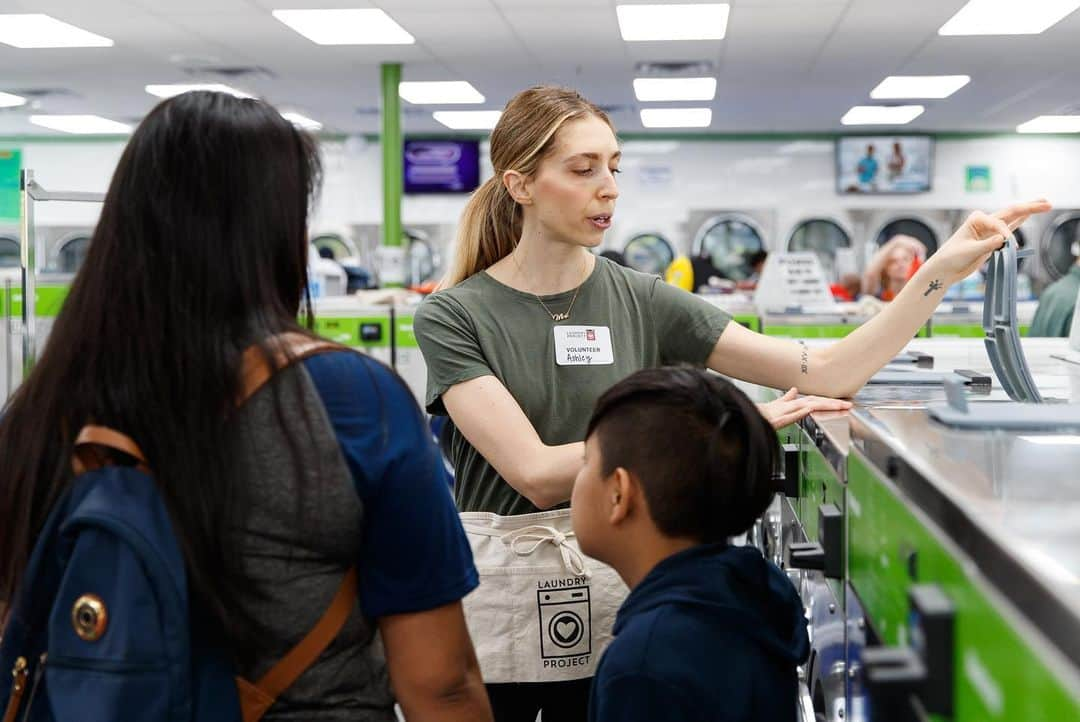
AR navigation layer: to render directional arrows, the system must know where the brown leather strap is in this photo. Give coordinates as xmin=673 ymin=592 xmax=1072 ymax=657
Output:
xmin=71 ymin=425 xmax=150 ymax=475
xmin=248 ymin=567 xmax=358 ymax=703
xmin=240 ymin=332 xmax=343 ymax=404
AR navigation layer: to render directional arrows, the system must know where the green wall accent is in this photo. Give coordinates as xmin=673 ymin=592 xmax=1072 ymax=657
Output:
xmin=0 ymin=149 xmax=20 ymax=221
xmin=848 ymin=453 xmax=1080 ymax=720
xmin=732 ymin=314 xmax=762 ymax=333
xmin=394 ymin=312 xmax=418 ymax=349
xmin=311 ymin=315 xmax=392 ymax=350
xmin=4 ymin=284 xmax=69 ymax=318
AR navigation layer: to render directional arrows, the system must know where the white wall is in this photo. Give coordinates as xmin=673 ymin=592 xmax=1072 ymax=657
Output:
xmin=7 ymin=134 xmax=1080 ymax=250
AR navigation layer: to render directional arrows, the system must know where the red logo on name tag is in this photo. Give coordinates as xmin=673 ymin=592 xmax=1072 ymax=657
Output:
xmin=586 ymin=329 xmax=596 ymax=341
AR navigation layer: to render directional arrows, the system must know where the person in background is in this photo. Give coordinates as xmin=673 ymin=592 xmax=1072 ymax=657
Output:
xmin=830 ymin=273 xmax=864 ymax=302
xmin=572 ymin=367 xmax=808 ymax=722
xmin=0 ymin=91 xmax=491 ymax=722
xmin=746 ymin=250 xmax=768 ymax=282
xmin=1030 ymin=254 xmax=1080 ymax=336
xmin=857 ymin=144 xmax=879 ymax=189
xmin=887 ymin=141 xmax=906 ymax=182
xmin=862 ymin=234 xmax=926 ymax=301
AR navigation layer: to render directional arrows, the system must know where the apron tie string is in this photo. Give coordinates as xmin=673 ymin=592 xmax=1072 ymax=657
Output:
xmin=500 ymin=525 xmax=590 ymax=578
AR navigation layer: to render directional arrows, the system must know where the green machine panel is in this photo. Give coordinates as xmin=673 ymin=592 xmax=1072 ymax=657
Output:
xmin=847 ymin=450 xmax=1080 ymax=720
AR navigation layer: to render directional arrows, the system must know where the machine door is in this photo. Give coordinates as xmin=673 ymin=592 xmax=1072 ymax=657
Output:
xmin=693 ymin=214 xmax=766 ymax=281
xmin=623 ymin=232 xmax=675 ymax=275
xmin=1040 ymin=212 xmax=1080 ymax=280
xmin=56 ymin=234 xmax=91 ymax=273
xmin=0 ymin=235 xmax=18 ymax=268
xmin=874 ymin=218 xmax=938 ymax=256
xmin=311 ymin=232 xmax=357 ymax=262
xmin=788 ymin=218 xmax=852 ymax=281
xmin=408 ymin=234 xmax=437 ymax=285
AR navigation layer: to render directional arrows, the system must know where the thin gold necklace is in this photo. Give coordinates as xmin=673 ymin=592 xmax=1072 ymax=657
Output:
xmin=511 ymin=250 xmax=589 ymax=322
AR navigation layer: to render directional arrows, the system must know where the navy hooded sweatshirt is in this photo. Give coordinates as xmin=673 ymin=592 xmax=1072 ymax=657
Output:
xmin=589 ymin=543 xmax=810 ymax=722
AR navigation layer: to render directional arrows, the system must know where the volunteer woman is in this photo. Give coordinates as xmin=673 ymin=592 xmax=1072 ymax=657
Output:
xmin=414 ymin=85 xmax=1049 ymax=722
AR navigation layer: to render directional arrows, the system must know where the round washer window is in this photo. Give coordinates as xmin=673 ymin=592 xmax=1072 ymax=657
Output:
xmin=1041 ymin=214 xmax=1080 ymax=280
xmin=57 ymin=236 xmax=91 ymax=274
xmin=875 ymin=218 xmax=938 ymax=256
xmin=788 ymin=219 xmax=851 ymax=280
xmin=623 ymin=233 xmax=675 ymax=275
xmin=694 ymin=217 xmax=765 ymax=281
xmin=0 ymin=236 xmax=18 ymax=269
xmin=311 ymin=234 xmax=354 ymax=262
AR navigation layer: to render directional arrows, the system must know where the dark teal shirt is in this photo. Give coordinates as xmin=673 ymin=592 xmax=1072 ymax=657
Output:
xmin=1030 ymin=266 xmax=1080 ymax=337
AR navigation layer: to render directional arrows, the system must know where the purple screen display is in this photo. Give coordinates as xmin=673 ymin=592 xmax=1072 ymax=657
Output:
xmin=403 ymin=140 xmax=481 ymax=194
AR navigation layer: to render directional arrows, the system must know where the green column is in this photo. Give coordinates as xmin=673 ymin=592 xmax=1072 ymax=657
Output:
xmin=380 ymin=62 xmax=405 ymax=287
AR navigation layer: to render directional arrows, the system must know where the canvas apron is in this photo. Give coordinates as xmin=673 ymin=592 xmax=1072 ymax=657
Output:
xmin=458 ymin=509 xmax=628 ymax=684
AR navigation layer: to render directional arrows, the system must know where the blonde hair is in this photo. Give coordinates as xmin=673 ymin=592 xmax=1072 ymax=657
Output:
xmin=440 ymin=86 xmax=614 ymax=288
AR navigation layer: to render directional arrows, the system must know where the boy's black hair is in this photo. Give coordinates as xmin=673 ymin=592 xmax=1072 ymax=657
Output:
xmin=585 ymin=367 xmax=778 ymax=543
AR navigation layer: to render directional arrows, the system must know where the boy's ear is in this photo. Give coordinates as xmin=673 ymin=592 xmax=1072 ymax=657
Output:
xmin=503 ymin=169 xmax=532 ymax=205
xmin=607 ymin=468 xmax=636 ymax=526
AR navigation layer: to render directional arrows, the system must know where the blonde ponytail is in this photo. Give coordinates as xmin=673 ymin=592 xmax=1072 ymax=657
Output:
xmin=438 ymin=86 xmax=613 ymax=289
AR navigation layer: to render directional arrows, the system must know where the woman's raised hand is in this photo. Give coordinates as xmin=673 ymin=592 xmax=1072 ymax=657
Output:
xmin=929 ymin=200 xmax=1053 ymax=283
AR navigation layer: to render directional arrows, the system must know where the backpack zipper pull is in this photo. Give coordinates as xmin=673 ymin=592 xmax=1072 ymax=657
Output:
xmin=19 ymin=654 xmax=45 ymax=722
xmin=2 ymin=656 xmax=28 ymax=722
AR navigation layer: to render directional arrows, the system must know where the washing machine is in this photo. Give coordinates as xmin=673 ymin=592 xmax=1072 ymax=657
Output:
xmin=1033 ymin=210 xmax=1080 ymax=290
xmin=784 ymin=215 xmax=857 ymax=283
xmin=847 ymin=209 xmax=957 ymax=263
xmin=687 ymin=209 xmax=776 ymax=281
xmin=0 ymin=230 xmax=18 ymax=270
xmin=34 ymin=226 xmax=96 ymax=274
xmin=621 ymin=231 xmax=676 ymax=276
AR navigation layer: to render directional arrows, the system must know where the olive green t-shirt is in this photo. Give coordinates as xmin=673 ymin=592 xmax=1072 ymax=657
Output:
xmin=1029 ymin=266 xmax=1080 ymax=337
xmin=414 ymin=257 xmax=732 ymax=516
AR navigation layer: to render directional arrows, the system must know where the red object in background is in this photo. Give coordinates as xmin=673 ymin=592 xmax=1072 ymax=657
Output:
xmin=906 ymin=255 xmax=922 ymax=280
xmin=829 ymin=283 xmax=855 ymax=302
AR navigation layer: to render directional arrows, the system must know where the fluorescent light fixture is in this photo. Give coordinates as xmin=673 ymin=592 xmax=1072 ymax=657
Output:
xmin=0 ymin=14 xmax=113 ymax=48
xmin=1016 ymin=115 xmax=1080 ymax=133
xmin=145 ymin=83 xmax=254 ymax=99
xmin=281 ymin=111 xmax=322 ymax=131
xmin=939 ymin=0 xmax=1080 ymax=35
xmin=633 ymin=77 xmax=716 ymax=102
xmin=640 ymin=108 xmax=712 ymax=128
xmin=841 ymin=105 xmax=925 ymax=125
xmin=0 ymin=91 xmax=26 ymax=108
xmin=399 ymin=81 xmax=484 ymax=105
xmin=616 ymin=4 xmax=729 ymax=41
xmin=871 ymin=75 xmax=971 ymax=99
xmin=272 ymin=9 xmax=414 ymax=45
xmin=30 ymin=114 xmax=132 ymax=134
xmin=1018 ymin=434 xmax=1080 ymax=444
xmin=433 ymin=110 xmax=502 ymax=130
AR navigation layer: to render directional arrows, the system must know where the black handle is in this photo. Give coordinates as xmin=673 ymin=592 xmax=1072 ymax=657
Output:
xmin=786 ymin=503 xmax=842 ymax=578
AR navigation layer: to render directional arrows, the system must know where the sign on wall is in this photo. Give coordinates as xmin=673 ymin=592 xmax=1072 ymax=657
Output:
xmin=965 ymin=165 xmax=992 ymax=192
xmin=0 ymin=150 xmax=19 ymax=220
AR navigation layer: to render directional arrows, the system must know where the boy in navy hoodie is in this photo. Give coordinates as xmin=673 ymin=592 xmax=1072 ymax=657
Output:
xmin=571 ymin=367 xmax=810 ymax=722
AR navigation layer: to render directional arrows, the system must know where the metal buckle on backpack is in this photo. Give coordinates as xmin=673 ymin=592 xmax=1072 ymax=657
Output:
xmin=71 ymin=595 xmax=108 ymax=642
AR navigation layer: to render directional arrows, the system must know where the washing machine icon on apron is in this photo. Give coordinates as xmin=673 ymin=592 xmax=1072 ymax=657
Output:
xmin=538 ymin=585 xmax=592 ymax=659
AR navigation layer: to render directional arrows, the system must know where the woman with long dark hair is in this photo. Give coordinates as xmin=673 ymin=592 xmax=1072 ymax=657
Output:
xmin=0 ymin=91 xmax=491 ymax=721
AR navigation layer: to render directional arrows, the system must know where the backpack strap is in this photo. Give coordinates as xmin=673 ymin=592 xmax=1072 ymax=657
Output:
xmin=236 ymin=567 xmax=358 ymax=722
xmin=240 ymin=331 xmax=343 ymax=404
xmin=72 ymin=425 xmax=150 ymax=475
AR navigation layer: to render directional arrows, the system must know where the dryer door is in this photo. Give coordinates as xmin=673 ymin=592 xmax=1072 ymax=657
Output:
xmin=56 ymin=234 xmax=91 ymax=273
xmin=875 ymin=218 xmax=938 ymax=256
xmin=623 ymin=232 xmax=675 ymax=275
xmin=1040 ymin=213 xmax=1080 ymax=281
xmin=311 ymin=232 xmax=358 ymax=262
xmin=0 ymin=235 xmax=18 ymax=269
xmin=788 ymin=218 xmax=852 ymax=281
xmin=693 ymin=214 xmax=766 ymax=281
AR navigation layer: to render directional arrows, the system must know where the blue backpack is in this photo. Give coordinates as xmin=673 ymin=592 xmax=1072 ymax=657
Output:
xmin=0 ymin=335 xmax=355 ymax=722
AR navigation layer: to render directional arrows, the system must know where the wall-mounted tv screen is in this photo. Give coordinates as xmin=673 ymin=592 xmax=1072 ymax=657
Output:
xmin=404 ymin=139 xmax=481 ymax=194
xmin=836 ymin=135 xmax=933 ymax=194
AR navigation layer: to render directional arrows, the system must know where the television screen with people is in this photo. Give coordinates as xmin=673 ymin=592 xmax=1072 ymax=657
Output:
xmin=403 ymin=139 xmax=481 ymax=194
xmin=836 ymin=135 xmax=933 ymax=194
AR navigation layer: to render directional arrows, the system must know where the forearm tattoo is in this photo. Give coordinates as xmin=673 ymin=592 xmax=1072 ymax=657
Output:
xmin=924 ymin=279 xmax=943 ymax=296
xmin=799 ymin=340 xmax=809 ymax=375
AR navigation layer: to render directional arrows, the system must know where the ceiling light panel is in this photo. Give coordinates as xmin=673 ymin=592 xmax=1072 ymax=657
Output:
xmin=633 ymin=77 xmax=716 ymax=102
xmin=617 ymin=4 xmax=729 ymax=41
xmin=30 ymin=115 xmax=132 ymax=134
xmin=399 ymin=81 xmax=484 ymax=105
xmin=0 ymin=91 xmax=26 ymax=108
xmin=145 ymin=83 xmax=254 ymax=99
xmin=281 ymin=111 xmax=323 ymax=131
xmin=0 ymin=14 xmax=113 ymax=48
xmin=272 ymin=9 xmax=414 ymax=45
xmin=870 ymin=75 xmax=971 ymax=99
xmin=841 ymin=106 xmax=925 ymax=125
xmin=640 ymin=108 xmax=713 ymax=128
xmin=939 ymin=0 xmax=1080 ymax=35
xmin=433 ymin=110 xmax=502 ymax=130
xmin=1016 ymin=115 xmax=1080 ymax=133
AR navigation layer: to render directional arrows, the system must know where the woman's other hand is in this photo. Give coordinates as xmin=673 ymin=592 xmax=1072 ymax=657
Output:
xmin=755 ymin=387 xmax=853 ymax=430
xmin=929 ymin=200 xmax=1052 ymax=283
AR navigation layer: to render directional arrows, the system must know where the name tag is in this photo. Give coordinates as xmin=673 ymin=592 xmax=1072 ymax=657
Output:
xmin=553 ymin=325 xmax=614 ymax=366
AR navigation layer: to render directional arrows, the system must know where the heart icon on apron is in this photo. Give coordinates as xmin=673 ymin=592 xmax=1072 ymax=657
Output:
xmin=550 ymin=612 xmax=584 ymax=647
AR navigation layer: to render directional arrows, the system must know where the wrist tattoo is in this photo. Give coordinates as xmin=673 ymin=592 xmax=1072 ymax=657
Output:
xmin=924 ymin=279 xmax=943 ymax=296
xmin=799 ymin=340 xmax=809 ymax=375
